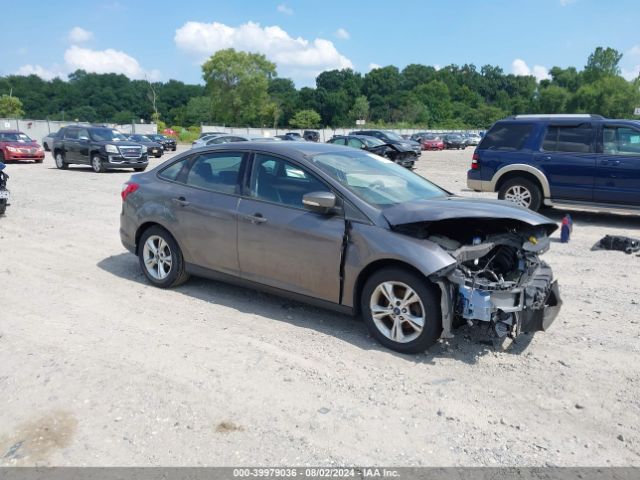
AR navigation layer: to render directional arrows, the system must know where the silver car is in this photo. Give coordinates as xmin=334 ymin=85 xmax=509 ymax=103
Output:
xmin=120 ymin=143 xmax=562 ymax=353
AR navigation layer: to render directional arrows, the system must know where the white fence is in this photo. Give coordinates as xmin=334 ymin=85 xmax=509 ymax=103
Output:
xmin=0 ymin=118 xmax=156 ymax=143
xmin=200 ymin=125 xmax=480 ymax=142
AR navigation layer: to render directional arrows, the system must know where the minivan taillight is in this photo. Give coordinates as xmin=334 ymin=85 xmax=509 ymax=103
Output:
xmin=121 ymin=182 xmax=139 ymax=201
xmin=471 ymin=152 xmax=480 ymax=170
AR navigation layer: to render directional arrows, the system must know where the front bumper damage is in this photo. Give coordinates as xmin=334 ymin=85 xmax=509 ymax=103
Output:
xmin=431 ymin=232 xmax=562 ymax=340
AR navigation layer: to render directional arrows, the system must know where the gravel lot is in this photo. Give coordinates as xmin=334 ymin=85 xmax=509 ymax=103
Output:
xmin=0 ymin=146 xmax=639 ymax=466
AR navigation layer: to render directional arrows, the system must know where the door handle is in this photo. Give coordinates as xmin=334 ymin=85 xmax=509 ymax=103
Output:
xmin=172 ymin=196 xmax=190 ymax=207
xmin=541 ymin=155 xmax=552 ymax=161
xmin=611 ymin=160 xmax=621 ymax=166
xmin=244 ymin=213 xmax=267 ymax=224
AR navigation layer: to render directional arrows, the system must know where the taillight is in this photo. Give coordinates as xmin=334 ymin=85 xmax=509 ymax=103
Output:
xmin=121 ymin=182 xmax=139 ymax=201
xmin=471 ymin=152 xmax=480 ymax=170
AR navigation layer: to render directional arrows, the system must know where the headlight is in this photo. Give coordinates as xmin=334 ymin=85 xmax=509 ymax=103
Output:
xmin=6 ymin=146 xmax=19 ymax=152
xmin=141 ymin=146 xmax=147 ymax=153
xmin=105 ymin=144 xmax=119 ymax=153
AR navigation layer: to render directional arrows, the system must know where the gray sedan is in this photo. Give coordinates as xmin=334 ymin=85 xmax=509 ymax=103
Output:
xmin=119 ymin=143 xmax=562 ymax=353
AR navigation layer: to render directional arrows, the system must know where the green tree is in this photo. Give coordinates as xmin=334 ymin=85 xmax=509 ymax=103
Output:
xmin=584 ymin=47 xmax=623 ymax=82
xmin=349 ymin=95 xmax=370 ymax=122
xmin=537 ymin=85 xmax=570 ymax=113
xmin=202 ymin=48 xmax=276 ymax=126
xmin=0 ymin=94 xmax=25 ymax=117
xmin=289 ymin=109 xmax=321 ymax=129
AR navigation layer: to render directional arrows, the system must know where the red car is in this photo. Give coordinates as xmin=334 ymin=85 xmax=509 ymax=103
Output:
xmin=0 ymin=130 xmax=45 ymax=163
xmin=420 ymin=134 xmax=445 ymax=151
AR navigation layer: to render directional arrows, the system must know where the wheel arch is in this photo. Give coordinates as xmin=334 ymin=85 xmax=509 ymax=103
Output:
xmin=490 ymin=164 xmax=551 ymax=198
xmin=134 ymin=221 xmax=176 ymax=255
xmin=352 ymin=259 xmax=439 ymax=316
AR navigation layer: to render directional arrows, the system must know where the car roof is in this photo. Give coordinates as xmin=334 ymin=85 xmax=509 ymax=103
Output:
xmin=194 ymin=140 xmax=357 ymax=157
xmin=0 ymin=130 xmax=23 ymax=134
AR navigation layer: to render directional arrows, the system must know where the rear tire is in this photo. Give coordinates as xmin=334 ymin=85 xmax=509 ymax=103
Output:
xmin=91 ymin=155 xmax=106 ymax=173
xmin=134 ymin=167 xmax=147 ymax=172
xmin=0 ymin=199 xmax=6 ymax=215
xmin=361 ymin=267 xmax=442 ymax=354
xmin=138 ymin=226 xmax=190 ymax=288
xmin=54 ymin=151 xmax=68 ymax=170
xmin=35 ymin=159 xmax=43 ymax=164
xmin=498 ymin=177 xmax=542 ymax=211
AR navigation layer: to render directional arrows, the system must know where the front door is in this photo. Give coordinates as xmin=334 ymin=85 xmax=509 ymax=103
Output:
xmin=534 ymin=123 xmax=596 ymax=201
xmin=594 ymin=124 xmax=640 ymax=206
xmin=237 ymin=153 xmax=345 ymax=303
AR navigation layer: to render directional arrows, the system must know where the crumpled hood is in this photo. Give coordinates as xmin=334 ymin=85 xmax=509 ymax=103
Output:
xmin=382 ymin=196 xmax=558 ymax=234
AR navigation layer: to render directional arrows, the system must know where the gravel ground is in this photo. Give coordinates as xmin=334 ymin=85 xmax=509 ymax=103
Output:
xmin=0 ymin=146 xmax=639 ymax=466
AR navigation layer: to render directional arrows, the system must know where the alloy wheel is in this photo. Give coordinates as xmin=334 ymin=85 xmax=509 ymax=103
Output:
xmin=142 ymin=235 xmax=173 ymax=280
xmin=369 ymin=281 xmax=425 ymax=343
xmin=504 ymin=185 xmax=532 ymax=208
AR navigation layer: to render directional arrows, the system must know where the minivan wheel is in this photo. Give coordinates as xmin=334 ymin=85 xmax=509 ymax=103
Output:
xmin=138 ymin=226 xmax=190 ymax=288
xmin=92 ymin=155 xmax=106 ymax=173
xmin=498 ymin=177 xmax=542 ymax=211
xmin=55 ymin=152 xmax=68 ymax=169
xmin=361 ymin=267 xmax=441 ymax=354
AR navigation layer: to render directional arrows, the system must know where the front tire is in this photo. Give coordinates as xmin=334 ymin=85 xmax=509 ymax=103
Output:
xmin=498 ymin=177 xmax=542 ymax=211
xmin=134 ymin=166 xmax=147 ymax=172
xmin=91 ymin=155 xmax=106 ymax=173
xmin=138 ymin=226 xmax=190 ymax=288
xmin=361 ymin=267 xmax=442 ymax=354
xmin=54 ymin=152 xmax=68 ymax=170
xmin=0 ymin=199 xmax=6 ymax=215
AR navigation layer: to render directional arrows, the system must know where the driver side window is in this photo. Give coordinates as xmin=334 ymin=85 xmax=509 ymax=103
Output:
xmin=250 ymin=154 xmax=330 ymax=209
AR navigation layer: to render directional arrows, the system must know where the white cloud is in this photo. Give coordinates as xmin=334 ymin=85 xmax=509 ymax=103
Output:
xmin=511 ymin=58 xmax=550 ymax=81
xmin=16 ymin=64 xmax=64 ymax=80
xmin=560 ymin=0 xmax=577 ymax=6
xmin=68 ymin=27 xmax=94 ymax=43
xmin=277 ymin=4 xmax=293 ymax=15
xmin=628 ymin=45 xmax=640 ymax=57
xmin=434 ymin=64 xmax=441 ymax=71
xmin=368 ymin=63 xmax=381 ymax=71
xmin=174 ymin=21 xmax=352 ymax=82
xmin=335 ymin=28 xmax=350 ymax=40
xmin=64 ymin=45 xmax=160 ymax=80
xmin=622 ymin=66 xmax=640 ymax=81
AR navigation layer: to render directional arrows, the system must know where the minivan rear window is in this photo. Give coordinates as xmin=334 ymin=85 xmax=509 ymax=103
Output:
xmin=479 ymin=123 xmax=533 ymax=151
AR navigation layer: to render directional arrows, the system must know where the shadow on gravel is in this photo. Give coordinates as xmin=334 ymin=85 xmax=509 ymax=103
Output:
xmin=45 ymin=166 xmax=135 ymax=174
xmin=543 ymin=208 xmax=640 ymax=230
xmin=97 ymin=252 xmax=532 ymax=365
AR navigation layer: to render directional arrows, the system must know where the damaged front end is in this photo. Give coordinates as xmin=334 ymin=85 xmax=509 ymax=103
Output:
xmin=393 ymin=216 xmax=563 ymax=341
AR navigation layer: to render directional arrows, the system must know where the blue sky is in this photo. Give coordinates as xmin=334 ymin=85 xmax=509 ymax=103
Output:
xmin=2 ymin=0 xmax=640 ymax=87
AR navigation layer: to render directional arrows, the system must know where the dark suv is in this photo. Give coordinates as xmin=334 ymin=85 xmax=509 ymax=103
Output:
xmin=53 ymin=126 xmax=148 ymax=173
xmin=467 ymin=114 xmax=640 ymax=211
xmin=351 ymin=130 xmax=421 ymax=156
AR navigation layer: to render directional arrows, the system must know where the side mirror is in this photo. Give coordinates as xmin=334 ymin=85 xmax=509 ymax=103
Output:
xmin=302 ymin=191 xmax=337 ymax=214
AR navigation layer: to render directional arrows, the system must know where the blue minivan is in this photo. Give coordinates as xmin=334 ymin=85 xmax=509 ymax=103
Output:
xmin=467 ymin=114 xmax=640 ymax=211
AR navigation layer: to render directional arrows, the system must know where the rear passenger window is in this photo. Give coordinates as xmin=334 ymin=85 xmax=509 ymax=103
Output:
xmin=331 ymin=138 xmax=346 ymax=145
xmin=185 ymin=152 xmax=243 ymax=194
xmin=158 ymin=157 xmax=189 ymax=181
xmin=479 ymin=124 xmax=533 ymax=151
xmin=543 ymin=125 xmax=593 ymax=153
xmin=348 ymin=138 xmax=363 ymax=148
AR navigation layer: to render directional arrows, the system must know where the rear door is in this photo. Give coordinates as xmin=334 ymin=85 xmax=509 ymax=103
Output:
xmin=76 ymin=128 xmax=91 ymax=164
xmin=165 ymin=151 xmax=246 ymax=275
xmin=594 ymin=124 xmax=640 ymax=205
xmin=532 ymin=123 xmax=596 ymax=201
xmin=236 ymin=153 xmax=345 ymax=302
xmin=62 ymin=127 xmax=80 ymax=162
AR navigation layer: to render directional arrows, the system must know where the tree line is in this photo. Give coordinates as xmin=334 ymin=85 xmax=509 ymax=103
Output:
xmin=0 ymin=46 xmax=638 ymax=130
